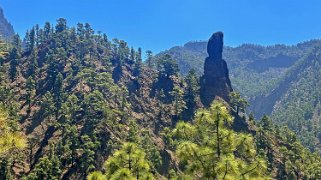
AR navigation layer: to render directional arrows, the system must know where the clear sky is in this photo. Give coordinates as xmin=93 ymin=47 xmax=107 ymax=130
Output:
xmin=1 ymin=0 xmax=321 ymax=53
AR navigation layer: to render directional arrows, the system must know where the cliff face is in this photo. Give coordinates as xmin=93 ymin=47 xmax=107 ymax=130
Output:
xmin=201 ymin=32 xmax=232 ymax=106
xmin=0 ymin=7 xmax=14 ymax=39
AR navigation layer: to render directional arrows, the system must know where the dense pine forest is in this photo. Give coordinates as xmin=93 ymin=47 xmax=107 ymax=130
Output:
xmin=0 ymin=18 xmax=321 ymax=180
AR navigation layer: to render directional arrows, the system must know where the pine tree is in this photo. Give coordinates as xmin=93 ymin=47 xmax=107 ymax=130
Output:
xmin=229 ymin=92 xmax=249 ymax=115
xmin=87 ymin=171 xmax=106 ymax=180
xmin=35 ymin=24 xmax=41 ymax=45
xmin=53 ymin=73 xmax=63 ymax=119
xmin=0 ymin=106 xmax=26 ymax=154
xmin=55 ymin=18 xmax=67 ymax=33
xmin=79 ymin=135 xmax=100 ymax=174
xmin=8 ymin=48 xmax=19 ymax=82
xmin=26 ymin=76 xmax=35 ymax=112
xmin=88 ymin=142 xmax=154 ymax=179
xmin=84 ymin=23 xmax=94 ymax=39
xmin=261 ymin=115 xmax=273 ymax=131
xmin=26 ymin=145 xmax=62 ymax=179
xmin=182 ymin=69 xmax=199 ymax=120
xmin=12 ymin=34 xmax=22 ymax=53
xmin=45 ymin=51 xmax=58 ymax=90
xmin=136 ymin=47 xmax=142 ymax=63
xmin=171 ymin=85 xmax=185 ymax=121
xmin=0 ymin=39 xmax=8 ymax=65
xmin=29 ymin=27 xmax=36 ymax=51
xmin=0 ymin=106 xmax=26 ymax=179
xmin=127 ymin=120 xmax=140 ymax=143
xmin=27 ymin=48 xmax=38 ymax=78
xmin=134 ymin=48 xmax=143 ymax=76
xmin=145 ymin=50 xmax=153 ymax=68
xmin=157 ymin=54 xmax=178 ymax=77
xmin=170 ymin=100 xmax=268 ymax=179
xmin=130 ymin=47 xmax=135 ymax=61
xmin=44 ymin=22 xmax=51 ymax=41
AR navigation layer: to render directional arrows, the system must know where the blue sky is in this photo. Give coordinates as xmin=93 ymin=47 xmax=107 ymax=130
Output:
xmin=1 ymin=0 xmax=321 ymax=53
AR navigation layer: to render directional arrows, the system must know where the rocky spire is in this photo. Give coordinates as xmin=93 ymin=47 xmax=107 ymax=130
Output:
xmin=207 ymin=31 xmax=223 ymax=59
xmin=200 ymin=32 xmax=233 ymax=106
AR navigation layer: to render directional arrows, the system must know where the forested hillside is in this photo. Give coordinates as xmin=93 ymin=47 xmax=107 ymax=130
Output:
xmin=269 ymin=47 xmax=321 ymax=151
xmin=0 ymin=19 xmax=321 ymax=179
xmin=161 ymin=40 xmax=321 ymax=152
xmin=160 ymin=40 xmax=321 ymax=100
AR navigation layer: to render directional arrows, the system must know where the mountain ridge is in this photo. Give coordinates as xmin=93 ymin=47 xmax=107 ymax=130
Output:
xmin=0 ymin=16 xmax=320 ymax=179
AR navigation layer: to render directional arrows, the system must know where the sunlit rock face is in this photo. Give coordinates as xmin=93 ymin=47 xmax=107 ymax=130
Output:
xmin=201 ymin=32 xmax=233 ymax=106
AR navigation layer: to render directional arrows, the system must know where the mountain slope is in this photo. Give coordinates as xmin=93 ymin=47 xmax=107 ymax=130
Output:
xmin=160 ymin=40 xmax=321 ymax=99
xmin=270 ymin=47 xmax=321 ymax=151
xmin=0 ymin=19 xmax=321 ymax=179
xmin=161 ymin=40 xmax=321 ymax=151
xmin=0 ymin=19 xmax=186 ymax=179
xmin=0 ymin=7 xmax=14 ymax=39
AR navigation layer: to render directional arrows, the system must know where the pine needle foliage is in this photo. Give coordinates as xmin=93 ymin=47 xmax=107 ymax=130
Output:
xmin=171 ymin=100 xmax=269 ymax=179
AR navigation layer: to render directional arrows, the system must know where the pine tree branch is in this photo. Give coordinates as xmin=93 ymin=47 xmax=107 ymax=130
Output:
xmin=240 ymin=164 xmax=257 ymax=177
xmin=223 ymin=160 xmax=228 ymax=179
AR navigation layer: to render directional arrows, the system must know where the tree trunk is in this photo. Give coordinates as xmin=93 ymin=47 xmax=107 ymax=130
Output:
xmin=216 ymin=112 xmax=220 ymax=158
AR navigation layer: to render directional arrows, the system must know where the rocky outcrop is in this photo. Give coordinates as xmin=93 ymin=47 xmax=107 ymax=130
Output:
xmin=207 ymin=32 xmax=224 ymax=60
xmin=200 ymin=32 xmax=232 ymax=106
